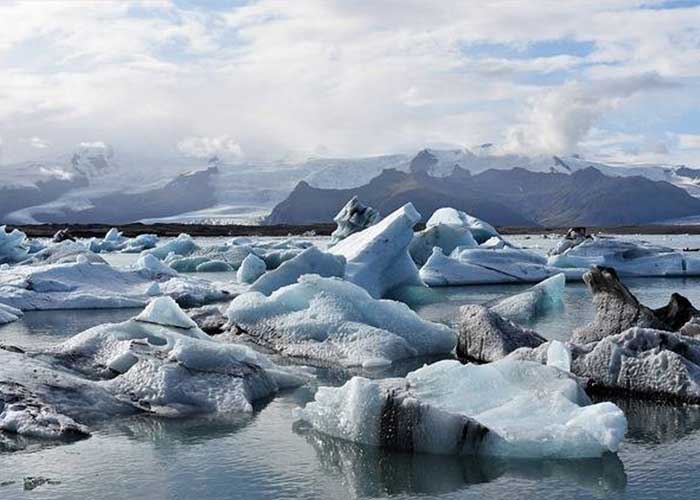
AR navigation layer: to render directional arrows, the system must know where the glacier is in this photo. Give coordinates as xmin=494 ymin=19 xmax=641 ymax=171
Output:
xmin=226 ymin=274 xmax=456 ymax=368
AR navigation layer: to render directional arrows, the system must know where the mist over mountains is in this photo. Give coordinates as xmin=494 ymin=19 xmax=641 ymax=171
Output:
xmin=2 ymin=144 xmax=700 ymax=227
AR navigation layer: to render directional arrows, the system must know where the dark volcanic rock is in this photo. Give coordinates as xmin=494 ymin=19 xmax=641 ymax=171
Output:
xmin=572 ymin=267 xmax=673 ymax=344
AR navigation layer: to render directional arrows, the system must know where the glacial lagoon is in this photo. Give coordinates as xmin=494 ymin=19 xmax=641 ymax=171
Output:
xmin=2 ymin=234 xmax=700 ymax=499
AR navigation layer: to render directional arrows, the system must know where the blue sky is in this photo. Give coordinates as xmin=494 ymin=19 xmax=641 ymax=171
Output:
xmin=0 ymin=0 xmax=698 ymax=165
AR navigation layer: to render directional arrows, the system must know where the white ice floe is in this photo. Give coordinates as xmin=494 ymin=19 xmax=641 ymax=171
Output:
xmin=420 ymin=246 xmax=563 ymax=286
xmin=0 ymin=299 xmax=306 ymax=442
xmin=251 ymin=247 xmax=345 ymax=296
xmin=0 ymin=302 xmax=23 ymax=325
xmin=237 ymin=253 xmax=267 ymax=284
xmin=296 ymin=358 xmax=626 ymax=459
xmin=226 ymin=274 xmax=456 ymax=367
xmin=88 ymin=228 xmax=128 ymax=253
xmin=122 ymin=234 xmax=159 ymax=253
xmin=329 ymin=203 xmax=424 ymax=298
xmin=548 ymin=235 xmax=700 ymax=277
xmin=0 ymin=226 xmax=30 ymax=265
xmin=330 ymin=196 xmax=380 ymax=246
xmin=144 ymin=233 xmax=199 ymax=260
xmin=410 ymin=224 xmax=477 ymax=267
xmin=426 ymin=208 xmax=499 ymax=244
xmin=489 ymin=273 xmax=566 ymax=323
xmin=0 ymin=259 xmax=227 ymax=311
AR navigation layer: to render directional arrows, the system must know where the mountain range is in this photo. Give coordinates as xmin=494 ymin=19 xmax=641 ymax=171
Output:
xmin=2 ymin=144 xmax=700 ymax=226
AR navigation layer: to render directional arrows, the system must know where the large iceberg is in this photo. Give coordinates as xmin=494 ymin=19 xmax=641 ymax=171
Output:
xmin=548 ymin=234 xmax=700 ymax=277
xmin=250 ymin=247 xmax=345 ymax=296
xmin=329 ymin=203 xmax=424 ymax=298
xmin=226 ymin=274 xmax=456 ymax=368
xmin=237 ymin=253 xmax=267 ymax=284
xmin=330 ymin=196 xmax=380 ymax=246
xmin=410 ymin=225 xmax=477 ymax=267
xmin=0 ymin=259 xmax=227 ymax=311
xmin=296 ymin=358 xmax=626 ymax=458
xmin=426 ymin=208 xmax=499 ymax=244
xmin=0 ymin=298 xmax=305 ymax=444
xmin=0 ymin=226 xmax=31 ymax=265
xmin=420 ymin=246 xmax=563 ymax=286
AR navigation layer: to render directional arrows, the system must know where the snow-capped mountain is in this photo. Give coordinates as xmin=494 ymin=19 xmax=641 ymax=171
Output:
xmin=1 ymin=144 xmax=698 ymax=225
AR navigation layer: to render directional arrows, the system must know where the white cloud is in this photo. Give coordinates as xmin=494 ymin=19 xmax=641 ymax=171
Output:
xmin=0 ymin=1 xmax=697 ymax=165
xmin=177 ymin=135 xmax=243 ymax=160
xmin=678 ymin=134 xmax=700 ymax=150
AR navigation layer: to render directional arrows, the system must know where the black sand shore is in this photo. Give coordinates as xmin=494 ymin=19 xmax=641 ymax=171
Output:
xmin=5 ymin=222 xmax=700 ymax=238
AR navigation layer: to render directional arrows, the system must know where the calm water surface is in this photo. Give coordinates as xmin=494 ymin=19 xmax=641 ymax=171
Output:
xmin=2 ymin=234 xmax=700 ymax=499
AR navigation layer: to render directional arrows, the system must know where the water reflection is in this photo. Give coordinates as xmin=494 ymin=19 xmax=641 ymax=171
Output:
xmin=594 ymin=395 xmax=700 ymax=445
xmin=298 ymin=427 xmax=627 ymax=497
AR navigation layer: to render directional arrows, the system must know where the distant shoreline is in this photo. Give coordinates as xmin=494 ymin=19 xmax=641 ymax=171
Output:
xmin=6 ymin=222 xmax=700 ymax=238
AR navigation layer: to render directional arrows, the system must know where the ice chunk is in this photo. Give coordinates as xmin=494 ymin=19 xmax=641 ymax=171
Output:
xmin=426 ymin=208 xmax=499 ymax=244
xmin=251 ymin=247 xmax=345 ymax=296
xmin=548 ymin=234 xmax=699 ymax=277
xmin=226 ymin=274 xmax=456 ymax=367
xmin=489 ymin=273 xmax=566 ymax=323
xmin=421 ymin=246 xmax=561 ymax=286
xmin=297 ymin=359 xmax=626 ymax=458
xmin=134 ymin=254 xmax=179 ymax=279
xmin=88 ymin=228 xmax=128 ymax=253
xmin=457 ymin=305 xmax=545 ymax=362
xmin=0 ymin=260 xmax=227 ymax=310
xmin=0 ymin=302 xmax=23 ymax=325
xmin=144 ymin=233 xmax=198 ymax=260
xmin=330 ymin=196 xmax=381 ymax=246
xmin=329 ymin=203 xmax=424 ymax=298
xmin=20 ymin=240 xmax=104 ymax=265
xmin=237 ymin=253 xmax=267 ymax=284
xmin=410 ymin=224 xmax=477 ymax=266
xmin=0 ymin=226 xmax=30 ymax=265
xmin=135 ymin=296 xmax=198 ymax=329
xmin=547 ymin=340 xmax=571 ymax=372
xmin=122 ymin=234 xmax=159 ymax=253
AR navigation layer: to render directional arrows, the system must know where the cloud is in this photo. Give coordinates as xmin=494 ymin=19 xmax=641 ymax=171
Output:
xmin=0 ymin=1 xmax=697 ymax=165
xmin=503 ymin=73 xmax=679 ymax=155
xmin=678 ymin=134 xmax=700 ymax=150
xmin=176 ymin=135 xmax=243 ymax=160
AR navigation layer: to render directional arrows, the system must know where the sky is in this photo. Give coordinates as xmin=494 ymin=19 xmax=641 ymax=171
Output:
xmin=0 ymin=0 xmax=699 ymax=165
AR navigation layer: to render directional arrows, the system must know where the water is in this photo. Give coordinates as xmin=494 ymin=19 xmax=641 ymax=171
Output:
xmin=3 ymin=234 xmax=700 ymax=499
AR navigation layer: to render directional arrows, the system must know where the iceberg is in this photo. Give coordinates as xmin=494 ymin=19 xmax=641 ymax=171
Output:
xmin=122 ymin=234 xmax=159 ymax=253
xmin=0 ymin=299 xmax=305 ymax=444
xmin=420 ymin=246 xmax=562 ymax=286
xmin=0 ymin=259 xmax=227 ymax=311
xmin=88 ymin=228 xmax=128 ymax=253
xmin=226 ymin=274 xmax=456 ymax=367
xmin=410 ymin=225 xmax=477 ymax=267
xmin=426 ymin=208 xmax=499 ymax=244
xmin=20 ymin=240 xmax=104 ymax=265
xmin=0 ymin=226 xmax=30 ymax=265
xmin=330 ymin=196 xmax=380 ymax=246
xmin=548 ymin=234 xmax=700 ymax=277
xmin=237 ymin=253 xmax=267 ymax=284
xmin=144 ymin=233 xmax=198 ymax=260
xmin=489 ymin=273 xmax=566 ymax=323
xmin=296 ymin=358 xmax=626 ymax=458
xmin=251 ymin=247 xmax=345 ymax=296
xmin=329 ymin=203 xmax=424 ymax=298
xmin=0 ymin=302 xmax=23 ymax=325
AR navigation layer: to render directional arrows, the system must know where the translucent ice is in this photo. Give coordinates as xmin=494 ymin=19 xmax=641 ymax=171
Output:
xmin=237 ymin=253 xmax=267 ymax=284
xmin=490 ymin=273 xmax=566 ymax=323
